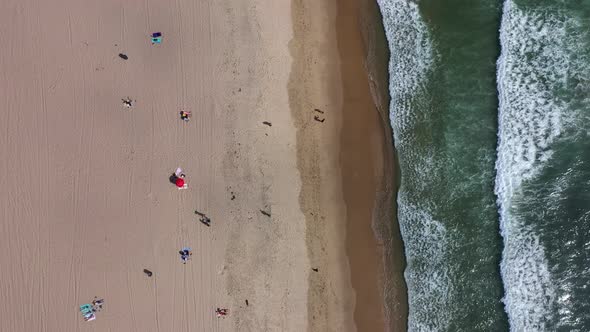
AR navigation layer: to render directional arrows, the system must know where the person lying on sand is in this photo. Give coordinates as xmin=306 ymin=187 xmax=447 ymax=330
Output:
xmin=215 ymin=308 xmax=229 ymax=317
xmin=91 ymin=298 xmax=104 ymax=312
xmin=180 ymin=110 xmax=191 ymax=122
xmin=179 ymin=248 xmax=192 ymax=263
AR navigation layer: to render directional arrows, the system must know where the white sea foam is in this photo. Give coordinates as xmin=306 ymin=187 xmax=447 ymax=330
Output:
xmin=495 ymin=0 xmax=576 ymax=329
xmin=546 ymin=162 xmax=590 ymax=329
xmin=376 ymin=0 xmax=435 ymax=150
xmin=376 ymin=1 xmax=449 ymax=330
xmin=397 ymin=191 xmax=452 ymax=331
xmin=377 ymin=0 xmax=438 ymax=203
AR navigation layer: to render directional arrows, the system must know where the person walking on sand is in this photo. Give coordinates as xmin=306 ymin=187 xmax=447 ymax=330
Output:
xmin=200 ymin=216 xmax=211 ymax=227
xmin=195 ymin=210 xmax=211 ymax=226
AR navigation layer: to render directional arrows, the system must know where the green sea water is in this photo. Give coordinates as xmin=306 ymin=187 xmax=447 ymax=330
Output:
xmin=378 ymin=0 xmax=590 ymax=330
xmin=495 ymin=0 xmax=590 ymax=330
xmin=377 ymin=0 xmax=507 ymax=330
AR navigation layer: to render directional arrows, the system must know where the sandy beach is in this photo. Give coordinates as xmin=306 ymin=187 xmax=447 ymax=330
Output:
xmin=0 ymin=0 xmax=403 ymax=331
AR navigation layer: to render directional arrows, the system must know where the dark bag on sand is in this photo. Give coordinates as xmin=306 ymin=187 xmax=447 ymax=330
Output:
xmin=143 ymin=269 xmax=153 ymax=277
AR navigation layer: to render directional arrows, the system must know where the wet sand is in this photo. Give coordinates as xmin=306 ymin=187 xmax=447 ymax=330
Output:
xmin=339 ymin=0 xmax=408 ymax=331
xmin=338 ymin=0 xmax=388 ymax=328
xmin=357 ymin=1 xmax=409 ymax=330
xmin=290 ymin=0 xmax=407 ymax=331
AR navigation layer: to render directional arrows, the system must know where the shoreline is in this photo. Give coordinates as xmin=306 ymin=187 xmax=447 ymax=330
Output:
xmin=336 ymin=0 xmax=387 ymax=330
xmin=289 ymin=0 xmax=407 ymax=331
xmin=358 ymin=1 xmax=409 ymax=330
xmin=338 ymin=0 xmax=408 ymax=331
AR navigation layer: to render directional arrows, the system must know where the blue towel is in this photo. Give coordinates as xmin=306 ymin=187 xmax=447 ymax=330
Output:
xmin=80 ymin=304 xmax=93 ymax=314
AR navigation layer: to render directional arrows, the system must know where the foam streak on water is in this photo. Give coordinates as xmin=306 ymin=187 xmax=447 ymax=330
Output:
xmin=377 ymin=0 xmax=512 ymax=329
xmin=376 ymin=0 xmax=434 ymax=145
xmin=375 ymin=1 xmax=447 ymax=330
xmin=496 ymin=0 xmax=585 ymax=330
xmin=378 ymin=0 xmax=590 ymax=329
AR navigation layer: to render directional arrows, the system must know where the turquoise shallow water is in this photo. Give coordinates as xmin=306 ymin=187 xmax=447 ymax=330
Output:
xmin=376 ymin=0 xmax=590 ymax=330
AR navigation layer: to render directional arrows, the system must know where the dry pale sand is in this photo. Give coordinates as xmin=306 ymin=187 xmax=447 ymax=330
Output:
xmin=0 ymin=0 xmax=400 ymax=331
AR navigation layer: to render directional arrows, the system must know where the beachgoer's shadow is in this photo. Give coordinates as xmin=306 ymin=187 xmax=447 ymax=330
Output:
xmin=169 ymin=174 xmax=178 ymax=184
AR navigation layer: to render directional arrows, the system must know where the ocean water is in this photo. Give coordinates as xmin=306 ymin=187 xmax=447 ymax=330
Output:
xmin=376 ymin=0 xmax=507 ymax=330
xmin=376 ymin=0 xmax=590 ymax=330
xmin=496 ymin=0 xmax=590 ymax=330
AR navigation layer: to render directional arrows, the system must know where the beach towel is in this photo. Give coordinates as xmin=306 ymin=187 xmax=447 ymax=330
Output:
xmin=79 ymin=304 xmax=93 ymax=314
xmin=175 ymin=168 xmax=183 ymax=177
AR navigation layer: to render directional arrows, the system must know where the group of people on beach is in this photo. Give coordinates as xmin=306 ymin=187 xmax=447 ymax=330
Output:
xmin=169 ymin=156 xmax=224 ymax=316
xmin=81 ymin=31 xmax=229 ymax=323
xmin=79 ymin=297 xmax=104 ymax=322
xmin=136 ymin=31 xmax=224 ymax=318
